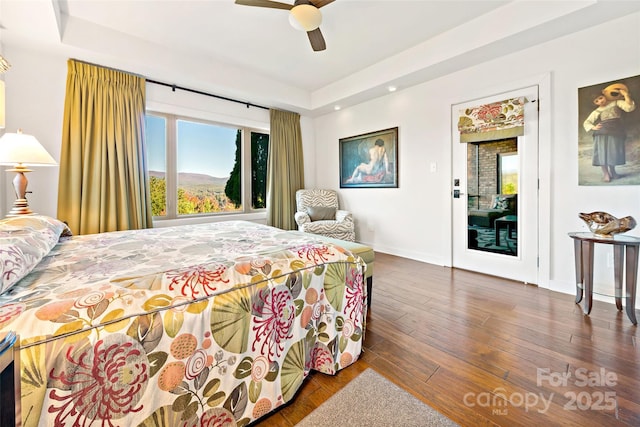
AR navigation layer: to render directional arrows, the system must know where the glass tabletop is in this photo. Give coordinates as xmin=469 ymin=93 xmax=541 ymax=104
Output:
xmin=568 ymin=232 xmax=640 ymax=245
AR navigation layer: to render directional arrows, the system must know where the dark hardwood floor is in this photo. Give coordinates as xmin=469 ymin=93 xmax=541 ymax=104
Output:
xmin=254 ymin=252 xmax=640 ymax=426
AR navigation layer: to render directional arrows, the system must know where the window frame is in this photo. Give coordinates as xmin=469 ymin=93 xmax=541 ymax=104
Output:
xmin=498 ymin=151 xmax=519 ymax=195
xmin=146 ymin=111 xmax=269 ymax=224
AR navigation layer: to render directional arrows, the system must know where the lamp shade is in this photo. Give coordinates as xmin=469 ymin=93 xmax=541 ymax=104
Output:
xmin=289 ymin=4 xmax=322 ymax=31
xmin=0 ymin=130 xmax=57 ymax=166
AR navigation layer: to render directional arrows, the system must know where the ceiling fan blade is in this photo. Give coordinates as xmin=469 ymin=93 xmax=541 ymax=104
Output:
xmin=235 ymin=0 xmax=293 ymax=10
xmin=307 ymin=28 xmax=326 ymax=51
xmin=309 ymin=0 xmax=335 ymax=8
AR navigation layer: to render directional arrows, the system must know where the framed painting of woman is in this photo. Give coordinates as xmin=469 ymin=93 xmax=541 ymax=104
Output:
xmin=339 ymin=127 xmax=398 ymax=188
xmin=578 ymin=74 xmax=640 ymax=185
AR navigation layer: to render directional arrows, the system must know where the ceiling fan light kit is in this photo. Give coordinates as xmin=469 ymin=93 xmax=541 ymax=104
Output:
xmin=235 ymin=0 xmax=334 ymax=51
xmin=289 ymin=4 xmax=322 ymax=31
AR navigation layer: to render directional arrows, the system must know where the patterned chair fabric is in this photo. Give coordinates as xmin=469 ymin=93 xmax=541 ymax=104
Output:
xmin=295 ymin=189 xmax=356 ymax=242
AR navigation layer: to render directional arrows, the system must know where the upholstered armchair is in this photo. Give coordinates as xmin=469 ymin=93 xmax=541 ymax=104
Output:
xmin=295 ymin=189 xmax=356 ymax=242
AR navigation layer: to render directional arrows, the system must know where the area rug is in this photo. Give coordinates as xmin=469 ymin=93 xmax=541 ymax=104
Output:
xmin=469 ymin=225 xmax=517 ymax=255
xmin=296 ymin=369 xmax=459 ymax=427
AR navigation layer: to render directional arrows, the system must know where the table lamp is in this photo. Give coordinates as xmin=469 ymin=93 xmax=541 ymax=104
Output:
xmin=0 ymin=129 xmax=57 ymax=216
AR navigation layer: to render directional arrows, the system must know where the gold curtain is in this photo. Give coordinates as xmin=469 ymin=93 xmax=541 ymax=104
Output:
xmin=57 ymin=59 xmax=152 ymax=235
xmin=266 ymin=109 xmax=305 ymax=230
xmin=458 ymin=97 xmax=527 ymax=143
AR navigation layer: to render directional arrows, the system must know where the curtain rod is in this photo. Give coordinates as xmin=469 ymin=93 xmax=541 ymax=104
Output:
xmin=68 ymin=60 xmax=268 ymax=110
xmin=146 ymin=79 xmax=269 ymax=111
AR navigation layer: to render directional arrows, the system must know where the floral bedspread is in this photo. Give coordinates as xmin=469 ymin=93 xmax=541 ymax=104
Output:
xmin=0 ymin=220 xmax=366 ymax=427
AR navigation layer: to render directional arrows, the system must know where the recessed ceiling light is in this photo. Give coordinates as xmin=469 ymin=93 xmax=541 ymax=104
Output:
xmin=334 ymin=105 xmax=341 ymax=111
xmin=387 ymin=86 xmax=397 ymax=92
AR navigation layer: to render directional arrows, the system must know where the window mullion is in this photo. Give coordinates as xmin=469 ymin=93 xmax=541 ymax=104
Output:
xmin=241 ymin=128 xmax=250 ymax=212
xmin=166 ymin=116 xmax=177 ymax=219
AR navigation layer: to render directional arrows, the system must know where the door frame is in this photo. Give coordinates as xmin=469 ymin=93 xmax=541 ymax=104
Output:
xmin=445 ymin=73 xmax=551 ymax=288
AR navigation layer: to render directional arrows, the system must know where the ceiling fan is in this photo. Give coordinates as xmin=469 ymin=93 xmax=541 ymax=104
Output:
xmin=235 ymin=0 xmax=335 ymax=52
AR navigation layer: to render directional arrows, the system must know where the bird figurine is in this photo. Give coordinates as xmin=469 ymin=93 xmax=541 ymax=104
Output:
xmin=579 ymin=211 xmax=636 ymax=237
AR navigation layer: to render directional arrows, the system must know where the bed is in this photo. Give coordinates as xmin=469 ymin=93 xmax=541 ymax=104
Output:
xmin=0 ymin=216 xmax=366 ymax=426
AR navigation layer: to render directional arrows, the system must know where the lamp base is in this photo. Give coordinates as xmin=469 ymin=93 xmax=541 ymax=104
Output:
xmin=5 ymin=167 xmax=35 ymax=217
xmin=6 ymin=199 xmax=34 ymax=217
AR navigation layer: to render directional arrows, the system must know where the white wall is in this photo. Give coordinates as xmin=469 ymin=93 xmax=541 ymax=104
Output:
xmin=1 ymin=48 xmax=65 ymax=217
xmin=314 ymin=12 xmax=640 ymax=300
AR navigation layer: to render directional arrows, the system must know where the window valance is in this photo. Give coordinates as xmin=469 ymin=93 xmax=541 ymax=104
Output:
xmin=458 ymin=97 xmax=527 ymax=143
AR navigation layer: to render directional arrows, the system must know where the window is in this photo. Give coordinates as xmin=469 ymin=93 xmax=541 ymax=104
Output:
xmin=498 ymin=151 xmax=519 ymax=194
xmin=145 ymin=113 xmax=269 ymax=219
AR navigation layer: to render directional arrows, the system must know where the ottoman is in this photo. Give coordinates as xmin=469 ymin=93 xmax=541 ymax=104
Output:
xmin=304 ymin=235 xmax=375 ymax=309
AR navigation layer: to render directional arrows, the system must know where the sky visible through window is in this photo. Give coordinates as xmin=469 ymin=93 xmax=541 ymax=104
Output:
xmin=501 ymin=153 xmax=518 ymax=174
xmin=146 ymin=116 xmax=238 ymax=178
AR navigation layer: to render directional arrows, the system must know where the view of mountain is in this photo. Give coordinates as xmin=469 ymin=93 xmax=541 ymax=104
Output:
xmin=148 ymin=170 xmax=238 ymax=216
xmin=149 ymin=170 xmax=229 ymax=189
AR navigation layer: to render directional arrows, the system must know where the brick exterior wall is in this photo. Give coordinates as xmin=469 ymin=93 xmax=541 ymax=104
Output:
xmin=467 ymin=138 xmax=517 ymax=209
